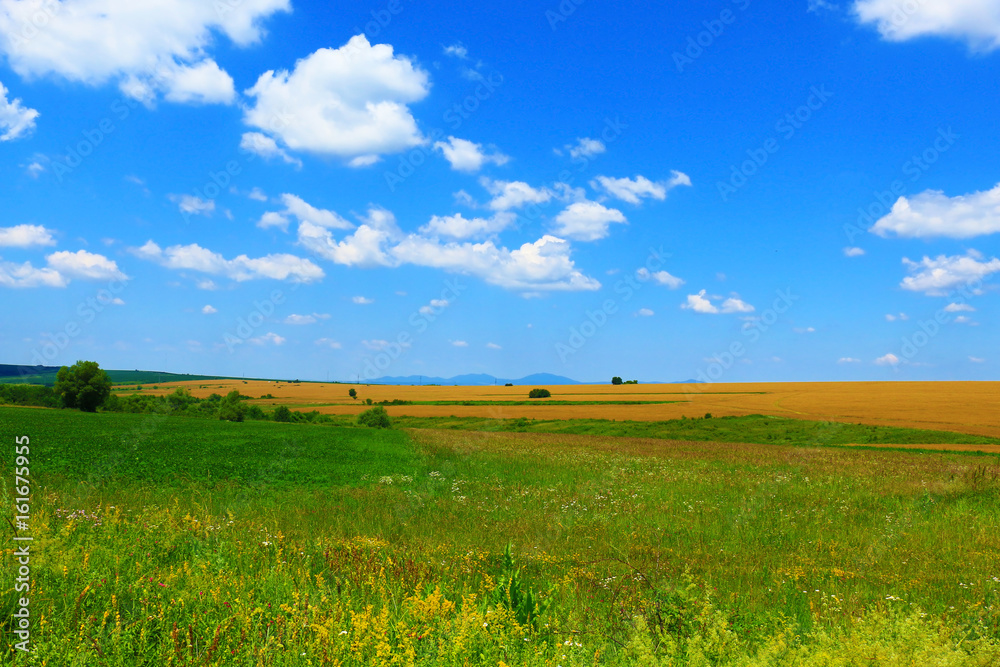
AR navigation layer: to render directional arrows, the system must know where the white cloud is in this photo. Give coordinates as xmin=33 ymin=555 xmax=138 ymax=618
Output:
xmin=636 ymin=308 xmax=654 ymax=317
xmin=169 ymin=194 xmax=215 ymax=217
xmin=297 ymin=207 xmax=399 ymax=268
xmin=0 ymin=224 xmax=56 ymax=247
xmin=794 ymin=327 xmax=816 ymax=333
xmin=451 ymin=340 xmax=469 ymax=347
xmin=0 ymin=248 xmax=126 ymax=288
xmin=885 ymin=312 xmax=910 ymax=322
xmin=239 ymin=132 xmax=302 ymax=167
xmin=843 ymin=246 xmax=866 ymax=257
xmin=419 ymin=212 xmax=515 ymax=239
xmin=590 ymin=172 xmax=691 ymax=205
xmin=46 ymin=250 xmax=127 ymax=280
xmin=480 ymin=178 xmax=553 ymax=211
xmin=197 ymin=279 xmax=217 ymax=290
xmin=284 ymin=314 xmax=316 ymax=325
xmin=636 ymin=267 xmax=685 ymax=289
xmin=944 ymin=302 xmax=975 ymax=312
xmin=281 ymin=194 xmax=354 ymax=230
xmin=392 ymin=234 xmax=601 ymax=291
xmin=419 ymin=298 xmax=449 ymax=315
xmin=870 ymin=182 xmax=1000 ymax=239
xmin=565 ymin=137 xmax=605 ymax=159
xmin=0 ymin=1 xmax=289 ymax=104
xmin=202 ymin=305 xmax=217 ymax=314
xmin=0 ymin=260 xmax=66 ymax=288
xmin=132 ymin=240 xmax=324 ymax=283
xmin=838 ymin=357 xmax=862 ymax=364
xmin=681 ymin=289 xmax=755 ymax=314
xmin=248 ymin=187 xmax=268 ymax=202
xmin=443 ymin=43 xmax=468 ymax=59
xmin=900 ymin=249 xmax=1000 ymax=295
xmin=0 ymin=82 xmax=38 ymax=141
xmin=352 ymin=296 xmax=374 ymax=304
xmin=25 ymin=160 xmax=45 ymax=177
xmin=853 ymin=0 xmax=1000 ymax=51
xmin=969 ymin=356 xmax=986 ymax=363
xmin=486 ymin=342 xmax=501 ymax=349
xmin=434 ymin=136 xmax=509 ymax=172
xmin=348 ymin=154 xmax=380 ymax=168
xmin=552 ymin=201 xmax=626 ymax=241
xmin=954 ymin=315 xmax=977 ymax=325
xmin=874 ymin=353 xmax=900 ymax=366
xmin=315 ymin=337 xmax=342 ymax=349
xmin=250 ymin=332 xmax=285 ymax=346
xmin=243 ymin=35 xmax=430 ymax=160
xmin=257 ymin=211 xmax=290 ymax=231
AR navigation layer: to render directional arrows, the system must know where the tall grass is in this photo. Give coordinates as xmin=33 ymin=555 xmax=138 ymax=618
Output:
xmin=2 ymin=407 xmax=999 ymax=665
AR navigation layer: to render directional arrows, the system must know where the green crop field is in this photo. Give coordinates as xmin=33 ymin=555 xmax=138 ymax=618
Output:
xmin=2 ymin=405 xmax=1000 ymax=665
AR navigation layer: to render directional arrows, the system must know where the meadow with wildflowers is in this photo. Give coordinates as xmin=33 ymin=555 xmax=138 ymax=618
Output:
xmin=2 ymin=405 xmax=1000 ymax=665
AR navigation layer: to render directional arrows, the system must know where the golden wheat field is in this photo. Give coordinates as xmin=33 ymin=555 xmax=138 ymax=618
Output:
xmin=123 ymin=380 xmax=1000 ymax=439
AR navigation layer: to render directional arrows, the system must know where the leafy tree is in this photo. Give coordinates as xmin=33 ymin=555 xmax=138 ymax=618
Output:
xmin=365 ymin=398 xmax=373 ymax=405
xmin=611 ymin=376 xmax=623 ymax=385
xmin=528 ymin=388 xmax=551 ymax=399
xmin=54 ymin=360 xmax=112 ymax=412
xmin=348 ymin=388 xmax=357 ymax=399
xmin=218 ymin=390 xmax=247 ymax=422
xmin=273 ymin=405 xmax=292 ymax=422
xmin=357 ymin=406 xmax=391 ymax=428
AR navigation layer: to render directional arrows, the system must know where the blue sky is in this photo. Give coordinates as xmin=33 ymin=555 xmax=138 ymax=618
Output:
xmin=1 ymin=0 xmax=998 ymax=383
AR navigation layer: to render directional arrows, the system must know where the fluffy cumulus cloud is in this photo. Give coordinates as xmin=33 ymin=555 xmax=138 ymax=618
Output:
xmin=552 ymin=201 xmax=626 ymax=241
xmin=239 ymin=132 xmax=301 ymax=166
xmin=434 ymin=136 xmax=509 ymax=172
xmin=0 ymin=249 xmax=125 ymax=288
xmin=169 ymin=194 xmax=215 ymax=217
xmin=870 ymin=182 xmax=1000 ymax=239
xmin=243 ymin=35 xmax=430 ymax=160
xmin=0 ymin=81 xmax=38 ymax=141
xmin=853 ymin=0 xmax=1000 ymax=51
xmin=843 ymin=246 xmax=866 ymax=257
xmin=281 ymin=194 xmax=354 ymax=229
xmin=0 ymin=224 xmax=55 ymax=247
xmin=681 ymin=290 xmax=754 ymax=314
xmin=565 ymin=137 xmax=605 ymax=159
xmin=392 ymin=234 xmax=600 ymax=291
xmin=202 ymin=305 xmax=217 ymax=314
xmin=0 ymin=0 xmax=290 ymax=104
xmin=250 ymin=332 xmax=285 ymax=346
xmin=47 ymin=249 xmax=127 ymax=280
xmin=297 ymin=207 xmax=399 ymax=268
xmin=132 ymin=240 xmax=324 ymax=283
xmin=419 ymin=212 xmax=515 ymax=240
xmin=480 ymin=178 xmax=554 ymax=211
xmin=900 ymin=249 xmax=1000 ymax=295
xmin=874 ymin=353 xmax=900 ymax=366
xmin=636 ymin=267 xmax=685 ymax=289
xmin=590 ymin=172 xmax=691 ymax=205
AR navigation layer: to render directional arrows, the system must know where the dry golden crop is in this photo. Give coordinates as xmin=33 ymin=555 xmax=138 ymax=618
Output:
xmin=125 ymin=380 xmax=1000 ymax=438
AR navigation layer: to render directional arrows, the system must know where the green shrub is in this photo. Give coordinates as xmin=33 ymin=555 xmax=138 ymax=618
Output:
xmin=528 ymin=388 xmax=551 ymax=399
xmin=272 ymin=405 xmax=292 ymax=422
xmin=357 ymin=406 xmax=391 ymax=428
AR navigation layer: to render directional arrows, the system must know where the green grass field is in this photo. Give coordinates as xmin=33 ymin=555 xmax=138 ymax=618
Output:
xmin=2 ymin=406 xmax=1000 ymax=665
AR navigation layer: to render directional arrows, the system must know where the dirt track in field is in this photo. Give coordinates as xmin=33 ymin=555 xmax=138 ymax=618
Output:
xmin=122 ymin=380 xmax=1000 ymax=440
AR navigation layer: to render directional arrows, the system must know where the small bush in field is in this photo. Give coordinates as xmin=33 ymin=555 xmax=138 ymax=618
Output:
xmin=528 ymin=388 xmax=551 ymax=399
xmin=358 ymin=406 xmax=391 ymax=428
